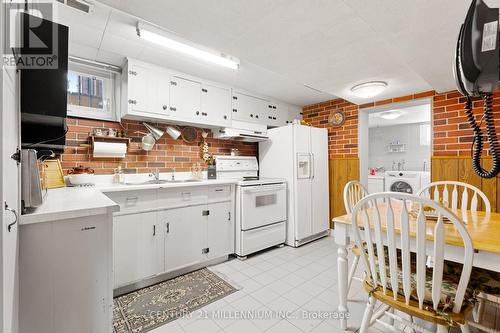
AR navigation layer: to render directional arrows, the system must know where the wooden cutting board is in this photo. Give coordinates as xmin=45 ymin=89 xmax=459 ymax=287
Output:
xmin=41 ymin=159 xmax=65 ymax=189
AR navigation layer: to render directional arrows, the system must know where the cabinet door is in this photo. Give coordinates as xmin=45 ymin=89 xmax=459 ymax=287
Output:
xmin=153 ymin=70 xmax=171 ymax=117
xmin=201 ymin=84 xmax=231 ymax=127
xmin=266 ymin=102 xmax=287 ymax=127
xmin=310 ymin=127 xmax=330 ymax=234
xmin=127 ymin=62 xmax=154 ymax=114
xmin=113 ymin=211 xmax=162 ymax=287
xmin=162 ymin=207 xmax=204 ymax=272
xmin=51 ymin=216 xmax=110 ymax=333
xmin=232 ymin=92 xmax=267 ymax=124
xmin=170 ymin=76 xmax=201 ymax=120
xmin=206 ymin=201 xmax=233 ymax=259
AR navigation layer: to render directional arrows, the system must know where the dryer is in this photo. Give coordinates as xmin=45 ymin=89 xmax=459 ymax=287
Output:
xmin=385 ymin=171 xmax=422 ymax=194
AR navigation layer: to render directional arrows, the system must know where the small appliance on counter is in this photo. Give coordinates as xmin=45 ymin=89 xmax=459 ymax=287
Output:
xmin=21 ymin=149 xmax=44 ymax=212
xmin=215 ymin=155 xmax=287 ymax=259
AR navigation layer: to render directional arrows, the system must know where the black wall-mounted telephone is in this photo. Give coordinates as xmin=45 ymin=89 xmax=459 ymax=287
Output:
xmin=454 ymin=0 xmax=500 ymax=178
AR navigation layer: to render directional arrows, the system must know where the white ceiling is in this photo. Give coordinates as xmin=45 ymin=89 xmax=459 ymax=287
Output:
xmin=53 ymin=0 xmax=474 ymax=106
xmin=368 ymin=104 xmax=431 ymax=128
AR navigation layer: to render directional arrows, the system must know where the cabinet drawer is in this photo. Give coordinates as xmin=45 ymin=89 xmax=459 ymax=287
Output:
xmin=239 ymin=221 xmax=286 ymax=256
xmin=158 ymin=187 xmax=207 ymax=207
xmin=207 ymin=185 xmax=232 ymax=203
xmin=105 ymin=190 xmax=157 ymax=214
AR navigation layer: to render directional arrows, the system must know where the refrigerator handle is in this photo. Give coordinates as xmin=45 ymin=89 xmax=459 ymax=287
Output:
xmin=310 ymin=153 xmax=315 ymax=180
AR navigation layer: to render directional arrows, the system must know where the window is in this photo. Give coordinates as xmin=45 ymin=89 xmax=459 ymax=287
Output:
xmin=66 ymin=63 xmax=119 ymax=121
xmin=420 ymin=123 xmax=431 ymax=146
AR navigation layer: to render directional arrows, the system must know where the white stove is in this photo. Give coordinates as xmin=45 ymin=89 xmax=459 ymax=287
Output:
xmin=215 ymin=156 xmax=287 ymax=259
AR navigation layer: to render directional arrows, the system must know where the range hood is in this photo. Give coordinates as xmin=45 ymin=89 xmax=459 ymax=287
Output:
xmin=212 ymin=121 xmax=268 ymax=142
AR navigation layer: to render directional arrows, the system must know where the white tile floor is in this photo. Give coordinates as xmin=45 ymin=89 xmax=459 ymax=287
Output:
xmin=149 ymin=235 xmax=498 ymax=333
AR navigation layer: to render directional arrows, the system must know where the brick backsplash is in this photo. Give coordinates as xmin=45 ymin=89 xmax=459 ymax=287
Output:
xmin=61 ymin=117 xmax=257 ymax=175
xmin=303 ymin=90 xmax=500 ymax=158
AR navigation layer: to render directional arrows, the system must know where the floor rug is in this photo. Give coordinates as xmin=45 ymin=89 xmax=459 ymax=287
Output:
xmin=113 ymin=268 xmax=237 ymax=333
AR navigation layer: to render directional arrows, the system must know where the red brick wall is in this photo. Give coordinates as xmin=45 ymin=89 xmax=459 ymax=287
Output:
xmin=303 ymin=90 xmax=500 ymax=157
xmin=302 ymin=99 xmax=358 ymax=159
xmin=61 ymin=117 xmax=257 ymax=175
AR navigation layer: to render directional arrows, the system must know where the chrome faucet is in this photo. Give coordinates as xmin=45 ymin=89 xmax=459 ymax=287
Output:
xmin=150 ymin=168 xmax=160 ymax=180
xmin=397 ymin=161 xmax=401 ymax=171
xmin=392 ymin=161 xmax=396 ymax=171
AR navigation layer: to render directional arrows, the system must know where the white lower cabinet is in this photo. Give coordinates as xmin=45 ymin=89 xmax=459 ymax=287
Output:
xmin=113 ymin=211 xmax=163 ymax=287
xmin=110 ymin=185 xmax=235 ymax=290
xmin=20 ymin=213 xmax=114 ymax=333
xmin=162 ymin=206 xmax=204 ymax=272
xmin=206 ymin=201 xmax=234 ymax=260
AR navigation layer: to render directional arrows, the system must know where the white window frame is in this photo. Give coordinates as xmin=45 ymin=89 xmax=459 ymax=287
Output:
xmin=66 ymin=62 xmax=120 ymax=121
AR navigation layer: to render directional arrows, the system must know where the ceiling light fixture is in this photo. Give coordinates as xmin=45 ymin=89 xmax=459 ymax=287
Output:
xmin=350 ymin=81 xmax=387 ymax=98
xmin=379 ymin=110 xmax=403 ymax=120
xmin=136 ymin=22 xmax=240 ymax=70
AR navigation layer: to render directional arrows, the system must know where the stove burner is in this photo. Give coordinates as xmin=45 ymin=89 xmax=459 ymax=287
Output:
xmin=243 ymin=176 xmax=259 ymax=181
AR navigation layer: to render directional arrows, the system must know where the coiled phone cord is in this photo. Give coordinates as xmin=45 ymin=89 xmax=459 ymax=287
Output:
xmin=464 ymin=94 xmax=500 ymax=178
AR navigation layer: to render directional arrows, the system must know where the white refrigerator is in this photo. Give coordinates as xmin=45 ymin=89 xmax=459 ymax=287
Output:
xmin=259 ymin=124 xmax=329 ymax=247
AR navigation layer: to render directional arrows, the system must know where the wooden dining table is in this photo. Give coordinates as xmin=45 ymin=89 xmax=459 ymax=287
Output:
xmin=332 ymin=202 xmax=500 ymax=330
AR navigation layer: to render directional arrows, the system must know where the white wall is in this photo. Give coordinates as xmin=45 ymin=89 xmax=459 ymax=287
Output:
xmin=368 ymin=122 xmax=431 ymax=172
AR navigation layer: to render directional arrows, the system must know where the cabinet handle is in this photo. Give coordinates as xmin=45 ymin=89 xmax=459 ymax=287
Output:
xmin=170 ymin=81 xmax=177 ymax=86
xmin=268 ymin=105 xmax=272 ymax=109
xmin=228 ymin=211 xmax=231 ymax=221
xmin=202 ymin=112 xmax=207 ymax=116
xmin=125 ymin=196 xmax=138 ymax=201
xmin=255 ymin=115 xmax=259 ymax=119
xmin=250 ymin=114 xmax=254 ymax=118
xmin=273 ymin=106 xmax=276 ymax=109
xmin=223 ymin=115 xmax=227 ymax=120
xmin=170 ymin=107 xmax=177 ymax=111
xmin=215 ymin=189 xmax=224 ymax=192
xmin=196 ymin=111 xmax=200 ymax=115
xmin=5 ymin=202 xmax=17 ymax=232
xmin=128 ymin=99 xmax=137 ymax=105
xmin=268 ymin=116 xmax=272 ymax=119
xmin=232 ymin=96 xmax=238 ymax=100
xmin=153 ymin=225 xmax=156 ymax=236
xmin=166 ymin=222 xmax=170 ymax=233
xmin=81 ymin=226 xmax=96 ymax=231
xmin=202 ymin=88 xmax=208 ymax=93
xmin=162 ymin=105 xmax=168 ymax=110
xmin=202 ymin=210 xmax=210 ymax=216
xmin=128 ymin=70 xmax=137 ymax=76
xmin=232 ymin=109 xmax=237 ymax=113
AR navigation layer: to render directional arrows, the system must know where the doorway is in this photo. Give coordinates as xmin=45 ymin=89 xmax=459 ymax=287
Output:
xmin=358 ymin=98 xmax=432 ymax=192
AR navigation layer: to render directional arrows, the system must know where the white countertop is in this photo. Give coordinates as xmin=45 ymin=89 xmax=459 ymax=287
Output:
xmin=97 ymin=178 xmax=237 ymax=193
xmin=368 ymin=174 xmax=385 ymax=180
xmin=20 ymin=187 xmax=120 ymax=225
xmin=20 ymin=177 xmax=239 ymax=225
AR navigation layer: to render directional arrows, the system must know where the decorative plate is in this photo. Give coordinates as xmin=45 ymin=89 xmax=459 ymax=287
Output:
xmin=328 ymin=110 xmax=346 ymax=127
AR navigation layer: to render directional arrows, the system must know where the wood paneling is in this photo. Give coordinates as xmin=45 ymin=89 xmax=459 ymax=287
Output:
xmin=329 ymin=158 xmax=359 ymax=226
xmin=431 ymin=157 xmax=459 ymax=182
xmin=431 ymin=156 xmax=497 ymax=213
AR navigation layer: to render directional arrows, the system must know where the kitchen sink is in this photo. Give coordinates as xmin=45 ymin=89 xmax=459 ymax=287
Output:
xmin=124 ymin=179 xmax=170 ymax=185
xmin=124 ymin=179 xmax=200 ymax=185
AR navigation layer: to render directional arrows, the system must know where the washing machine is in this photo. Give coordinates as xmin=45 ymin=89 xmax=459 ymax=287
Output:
xmin=385 ymin=171 xmax=422 ymax=194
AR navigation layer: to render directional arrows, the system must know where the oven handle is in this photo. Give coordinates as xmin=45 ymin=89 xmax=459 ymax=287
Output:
xmin=241 ymin=184 xmax=286 ymax=193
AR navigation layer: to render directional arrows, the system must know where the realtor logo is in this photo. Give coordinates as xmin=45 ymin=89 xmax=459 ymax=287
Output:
xmin=3 ymin=0 xmax=60 ymax=69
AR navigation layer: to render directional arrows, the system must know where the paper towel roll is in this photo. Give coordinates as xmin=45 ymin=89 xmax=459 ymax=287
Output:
xmin=93 ymin=141 xmax=127 ymax=158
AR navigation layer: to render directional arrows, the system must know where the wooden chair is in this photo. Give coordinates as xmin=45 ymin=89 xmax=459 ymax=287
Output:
xmin=343 ymin=181 xmax=370 ymax=292
xmin=351 ymin=192 xmax=474 ymax=333
xmin=417 ymin=181 xmax=491 ymax=213
xmin=417 ymin=180 xmax=492 ymax=330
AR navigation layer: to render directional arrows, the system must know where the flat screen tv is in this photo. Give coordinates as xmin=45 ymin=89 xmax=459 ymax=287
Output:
xmin=19 ymin=13 xmax=69 ymax=153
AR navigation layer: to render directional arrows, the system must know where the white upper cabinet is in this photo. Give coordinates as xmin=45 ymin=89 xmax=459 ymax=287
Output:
xmin=200 ymin=83 xmax=231 ymax=127
xmin=169 ymin=76 xmax=202 ymax=121
xmin=266 ymin=102 xmax=288 ymax=127
xmin=122 ymin=58 xmax=298 ymax=130
xmin=125 ymin=62 xmax=155 ymax=115
xmin=232 ymin=91 xmax=267 ymax=124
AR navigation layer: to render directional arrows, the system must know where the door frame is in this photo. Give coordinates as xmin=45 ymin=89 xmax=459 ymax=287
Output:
xmin=357 ymin=98 xmax=432 ymax=188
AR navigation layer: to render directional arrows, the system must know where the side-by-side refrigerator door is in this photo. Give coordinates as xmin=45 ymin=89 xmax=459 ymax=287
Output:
xmin=311 ymin=127 xmax=330 ymax=234
xmin=294 ymin=126 xmax=313 ymax=242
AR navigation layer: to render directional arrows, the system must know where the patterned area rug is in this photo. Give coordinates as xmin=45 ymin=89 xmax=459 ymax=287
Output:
xmin=113 ymin=268 xmax=237 ymax=333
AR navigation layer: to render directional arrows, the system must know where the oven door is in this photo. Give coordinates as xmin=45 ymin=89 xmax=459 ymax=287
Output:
xmin=240 ymin=183 xmax=287 ymax=230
